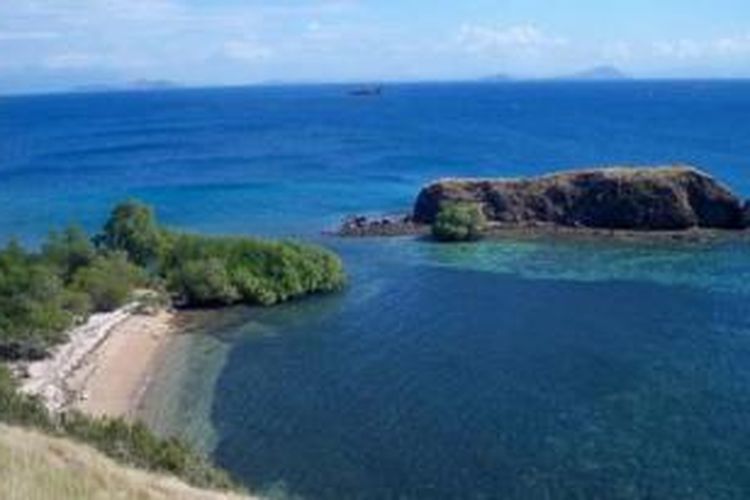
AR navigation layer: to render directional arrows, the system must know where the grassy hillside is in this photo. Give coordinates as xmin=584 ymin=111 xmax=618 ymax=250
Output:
xmin=0 ymin=424 xmax=253 ymax=500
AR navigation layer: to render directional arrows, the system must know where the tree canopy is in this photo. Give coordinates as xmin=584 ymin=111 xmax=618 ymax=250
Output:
xmin=0 ymin=200 xmax=346 ymax=360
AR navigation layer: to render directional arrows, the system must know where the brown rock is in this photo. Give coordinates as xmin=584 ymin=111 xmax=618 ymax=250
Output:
xmin=413 ymin=166 xmax=745 ymax=230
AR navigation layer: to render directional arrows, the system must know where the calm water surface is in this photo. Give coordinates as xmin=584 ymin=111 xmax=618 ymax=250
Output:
xmin=2 ymin=82 xmax=750 ymax=499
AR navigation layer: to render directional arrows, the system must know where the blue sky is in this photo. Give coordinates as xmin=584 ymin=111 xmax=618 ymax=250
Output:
xmin=2 ymin=0 xmax=750 ymax=92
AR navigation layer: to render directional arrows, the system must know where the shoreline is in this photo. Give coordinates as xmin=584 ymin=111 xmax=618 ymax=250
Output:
xmin=15 ymin=303 xmax=180 ymax=420
xmin=334 ymin=213 xmax=750 ymax=245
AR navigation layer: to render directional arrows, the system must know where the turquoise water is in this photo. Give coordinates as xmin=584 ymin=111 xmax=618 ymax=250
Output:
xmin=3 ymin=82 xmax=750 ymax=498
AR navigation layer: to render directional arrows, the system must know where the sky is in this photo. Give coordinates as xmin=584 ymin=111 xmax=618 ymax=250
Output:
xmin=2 ymin=0 xmax=750 ymax=93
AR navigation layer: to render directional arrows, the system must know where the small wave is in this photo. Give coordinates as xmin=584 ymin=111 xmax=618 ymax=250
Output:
xmin=41 ymin=141 xmax=182 ymax=160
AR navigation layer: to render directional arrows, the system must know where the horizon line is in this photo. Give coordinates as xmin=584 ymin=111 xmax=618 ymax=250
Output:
xmin=4 ymin=76 xmax=750 ymax=98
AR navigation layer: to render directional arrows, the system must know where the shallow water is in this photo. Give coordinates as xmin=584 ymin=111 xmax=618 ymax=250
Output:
xmin=4 ymin=82 xmax=750 ymax=498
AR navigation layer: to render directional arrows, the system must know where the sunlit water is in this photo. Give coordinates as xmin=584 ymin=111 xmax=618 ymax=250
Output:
xmin=3 ymin=82 xmax=750 ymax=498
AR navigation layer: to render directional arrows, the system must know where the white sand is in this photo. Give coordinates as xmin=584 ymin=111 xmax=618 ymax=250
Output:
xmin=17 ymin=303 xmax=177 ymax=419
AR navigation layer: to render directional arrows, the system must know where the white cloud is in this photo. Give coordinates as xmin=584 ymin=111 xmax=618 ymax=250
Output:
xmin=0 ymin=0 xmax=361 ymax=79
xmin=44 ymin=52 xmax=97 ymax=69
xmin=601 ymin=41 xmax=633 ymax=62
xmin=223 ymin=41 xmax=273 ymax=62
xmin=457 ymin=24 xmax=568 ymax=55
xmin=653 ymin=39 xmax=704 ymax=59
xmin=0 ymin=31 xmax=59 ymax=41
xmin=714 ymin=34 xmax=750 ymax=56
xmin=653 ymin=34 xmax=750 ymax=60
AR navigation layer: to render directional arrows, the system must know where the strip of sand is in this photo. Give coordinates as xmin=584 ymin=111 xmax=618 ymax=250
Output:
xmin=69 ymin=309 xmax=177 ymax=419
xmin=18 ymin=303 xmax=178 ymax=420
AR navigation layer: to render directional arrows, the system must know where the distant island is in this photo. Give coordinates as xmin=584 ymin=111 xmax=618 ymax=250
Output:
xmin=72 ymin=79 xmax=180 ymax=93
xmin=478 ymin=73 xmax=513 ymax=83
xmin=477 ymin=66 xmax=628 ymax=83
xmin=557 ymin=65 xmax=629 ymax=81
xmin=339 ymin=166 xmax=750 ymax=240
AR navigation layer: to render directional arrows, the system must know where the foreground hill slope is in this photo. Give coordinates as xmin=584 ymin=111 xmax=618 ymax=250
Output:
xmin=0 ymin=424 xmax=253 ymax=500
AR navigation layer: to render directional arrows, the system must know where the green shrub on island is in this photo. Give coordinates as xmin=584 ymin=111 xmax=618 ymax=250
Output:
xmin=0 ymin=365 xmax=238 ymax=491
xmin=431 ymin=202 xmax=487 ymax=242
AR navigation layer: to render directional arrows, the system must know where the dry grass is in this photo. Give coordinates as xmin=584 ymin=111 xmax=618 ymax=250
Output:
xmin=0 ymin=424 xmax=254 ymax=500
xmin=430 ymin=164 xmax=707 ymax=187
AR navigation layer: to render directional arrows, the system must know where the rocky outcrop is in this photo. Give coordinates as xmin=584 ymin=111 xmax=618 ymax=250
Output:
xmin=414 ymin=166 xmax=748 ymax=231
xmin=338 ymin=214 xmax=427 ymax=237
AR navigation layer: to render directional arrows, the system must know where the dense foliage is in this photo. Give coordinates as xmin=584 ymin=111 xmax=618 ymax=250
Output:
xmin=0 ymin=365 xmax=237 ymax=491
xmin=0 ymin=232 xmax=145 ymax=360
xmin=96 ymin=201 xmax=166 ymax=269
xmin=432 ymin=202 xmax=488 ymax=242
xmin=98 ymin=200 xmax=347 ymax=307
xmin=1 ymin=199 xmax=345 ymax=360
xmin=163 ymin=233 xmax=346 ymax=306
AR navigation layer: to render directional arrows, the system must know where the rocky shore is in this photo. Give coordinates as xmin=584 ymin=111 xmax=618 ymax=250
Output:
xmin=14 ymin=301 xmax=177 ymax=418
xmin=337 ymin=166 xmax=750 ymax=237
xmin=337 ymin=214 xmax=429 ymax=237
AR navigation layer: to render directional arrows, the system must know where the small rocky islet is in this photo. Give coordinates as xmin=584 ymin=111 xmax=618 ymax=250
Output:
xmin=338 ymin=166 xmax=750 ymax=238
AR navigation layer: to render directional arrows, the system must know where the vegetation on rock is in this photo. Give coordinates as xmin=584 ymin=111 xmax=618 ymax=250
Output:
xmin=432 ymin=202 xmax=487 ymax=242
xmin=415 ymin=167 xmax=749 ymax=230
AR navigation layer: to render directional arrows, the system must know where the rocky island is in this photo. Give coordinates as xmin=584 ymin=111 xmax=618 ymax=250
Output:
xmin=339 ymin=166 xmax=750 ymax=238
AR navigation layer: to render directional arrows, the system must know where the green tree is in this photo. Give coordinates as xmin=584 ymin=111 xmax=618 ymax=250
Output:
xmin=432 ymin=202 xmax=487 ymax=242
xmin=168 ymin=258 xmax=240 ymax=306
xmin=97 ymin=200 xmax=166 ymax=269
xmin=42 ymin=225 xmax=96 ymax=281
xmin=71 ymin=252 xmax=146 ymax=312
xmin=0 ymin=243 xmax=74 ymax=357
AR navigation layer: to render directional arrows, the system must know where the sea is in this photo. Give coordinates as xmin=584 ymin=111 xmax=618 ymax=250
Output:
xmin=2 ymin=81 xmax=750 ymax=499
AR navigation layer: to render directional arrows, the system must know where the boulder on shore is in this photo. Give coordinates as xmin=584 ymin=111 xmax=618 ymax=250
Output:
xmin=414 ymin=166 xmax=748 ymax=231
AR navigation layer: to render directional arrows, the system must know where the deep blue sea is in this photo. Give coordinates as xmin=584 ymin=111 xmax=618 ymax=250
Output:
xmin=3 ymin=82 xmax=750 ymax=499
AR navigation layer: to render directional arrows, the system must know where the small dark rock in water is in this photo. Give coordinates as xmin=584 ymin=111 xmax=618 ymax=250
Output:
xmin=743 ymin=200 xmax=750 ymax=228
xmin=338 ymin=214 xmax=427 ymax=237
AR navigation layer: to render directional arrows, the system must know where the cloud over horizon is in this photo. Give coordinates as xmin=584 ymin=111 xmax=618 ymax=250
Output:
xmin=1 ymin=0 xmax=750 ymax=93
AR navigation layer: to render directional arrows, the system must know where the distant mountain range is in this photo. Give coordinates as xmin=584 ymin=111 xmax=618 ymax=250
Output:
xmin=557 ymin=66 xmax=629 ymax=81
xmin=479 ymin=66 xmax=629 ymax=83
xmin=72 ymin=79 xmax=180 ymax=93
xmin=478 ymin=73 xmax=513 ymax=82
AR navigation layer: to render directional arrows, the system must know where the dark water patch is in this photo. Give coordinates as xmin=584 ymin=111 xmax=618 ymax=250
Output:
xmin=39 ymin=140 xmax=196 ymax=160
xmin=210 ymin=264 xmax=750 ymax=499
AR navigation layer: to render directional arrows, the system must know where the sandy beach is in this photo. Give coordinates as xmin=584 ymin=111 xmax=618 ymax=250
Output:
xmin=69 ymin=309 xmax=177 ymax=419
xmin=18 ymin=304 xmax=179 ymax=420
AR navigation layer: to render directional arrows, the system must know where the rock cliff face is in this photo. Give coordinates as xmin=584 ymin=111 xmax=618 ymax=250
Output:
xmin=414 ymin=167 xmax=747 ymax=230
